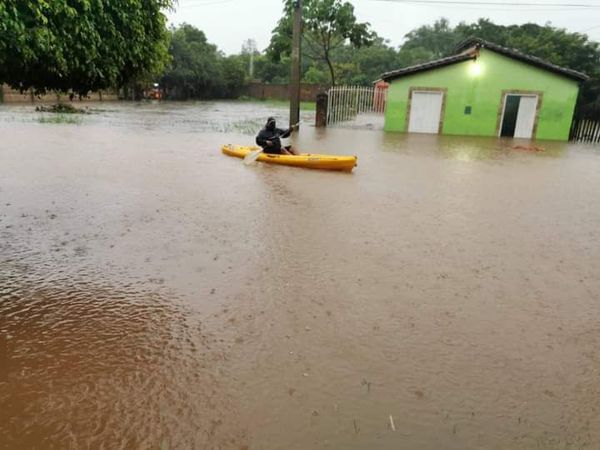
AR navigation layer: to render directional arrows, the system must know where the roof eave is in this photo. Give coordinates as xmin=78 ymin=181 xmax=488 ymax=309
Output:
xmin=380 ymin=54 xmax=476 ymax=82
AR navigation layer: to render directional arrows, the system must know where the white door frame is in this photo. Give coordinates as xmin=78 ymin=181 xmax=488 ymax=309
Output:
xmin=497 ymin=91 xmax=542 ymax=138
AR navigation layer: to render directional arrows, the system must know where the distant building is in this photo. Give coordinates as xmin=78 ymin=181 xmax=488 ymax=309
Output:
xmin=381 ymin=38 xmax=588 ymax=141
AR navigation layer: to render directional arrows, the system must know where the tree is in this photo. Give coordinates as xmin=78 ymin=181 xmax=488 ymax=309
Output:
xmin=401 ymin=18 xmax=460 ymax=60
xmin=217 ymin=55 xmax=247 ymax=98
xmin=254 ymin=55 xmax=291 ymax=83
xmin=161 ymin=25 xmax=221 ymax=99
xmin=267 ymin=0 xmax=374 ymax=85
xmin=333 ymin=36 xmax=403 ymax=84
xmin=0 ymin=0 xmax=173 ymax=96
xmin=303 ymin=65 xmax=329 ymax=84
xmin=160 ymin=24 xmax=246 ymax=99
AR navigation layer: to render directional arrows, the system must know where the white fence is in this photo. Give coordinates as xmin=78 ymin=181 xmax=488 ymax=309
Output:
xmin=326 ymin=85 xmax=387 ymax=129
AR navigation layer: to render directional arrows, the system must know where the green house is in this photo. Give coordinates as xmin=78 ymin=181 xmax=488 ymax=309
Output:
xmin=381 ymin=38 xmax=588 ymax=141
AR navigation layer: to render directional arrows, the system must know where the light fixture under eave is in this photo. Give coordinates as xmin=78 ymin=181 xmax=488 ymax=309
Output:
xmin=469 ymin=60 xmax=483 ymax=77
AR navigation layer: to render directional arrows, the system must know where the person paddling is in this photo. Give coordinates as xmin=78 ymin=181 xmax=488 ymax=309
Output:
xmin=255 ymin=117 xmax=299 ymax=155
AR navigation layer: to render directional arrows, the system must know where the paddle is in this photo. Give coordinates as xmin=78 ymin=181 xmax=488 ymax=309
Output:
xmin=243 ymin=121 xmax=302 ymax=165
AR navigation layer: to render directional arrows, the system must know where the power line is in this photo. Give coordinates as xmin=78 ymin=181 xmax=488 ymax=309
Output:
xmin=369 ymin=0 xmax=600 ymax=7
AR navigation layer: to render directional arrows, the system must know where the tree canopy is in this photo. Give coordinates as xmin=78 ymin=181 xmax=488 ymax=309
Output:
xmin=0 ymin=0 xmax=173 ymax=95
xmin=160 ymin=24 xmax=246 ymax=99
xmin=267 ymin=0 xmax=374 ymax=85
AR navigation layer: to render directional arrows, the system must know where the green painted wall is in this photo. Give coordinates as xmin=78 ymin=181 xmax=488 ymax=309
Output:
xmin=384 ymin=49 xmax=581 ymax=141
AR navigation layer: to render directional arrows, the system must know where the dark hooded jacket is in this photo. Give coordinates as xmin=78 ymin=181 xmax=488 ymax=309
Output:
xmin=255 ymin=118 xmax=291 ymax=154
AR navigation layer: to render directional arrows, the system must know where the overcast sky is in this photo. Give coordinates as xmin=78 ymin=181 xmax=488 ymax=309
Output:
xmin=167 ymin=0 xmax=600 ymax=55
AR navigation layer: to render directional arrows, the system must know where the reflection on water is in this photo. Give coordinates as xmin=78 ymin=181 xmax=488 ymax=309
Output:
xmin=380 ymin=132 xmax=568 ymax=160
xmin=1 ymin=101 xmax=600 ymax=449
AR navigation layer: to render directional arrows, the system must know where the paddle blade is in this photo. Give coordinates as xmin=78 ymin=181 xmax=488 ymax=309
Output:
xmin=243 ymin=149 xmax=263 ymax=165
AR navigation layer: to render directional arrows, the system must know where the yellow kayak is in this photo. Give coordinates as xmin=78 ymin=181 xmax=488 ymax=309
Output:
xmin=221 ymin=145 xmax=357 ymax=172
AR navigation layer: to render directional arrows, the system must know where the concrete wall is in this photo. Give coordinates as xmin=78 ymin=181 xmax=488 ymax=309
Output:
xmin=384 ymin=49 xmax=580 ymax=141
xmin=0 ymin=84 xmax=119 ymax=103
xmin=242 ymin=82 xmax=328 ymax=102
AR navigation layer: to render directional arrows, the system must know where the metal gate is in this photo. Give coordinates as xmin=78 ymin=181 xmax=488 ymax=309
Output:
xmin=326 ymin=85 xmax=387 ymax=129
xmin=570 ymin=116 xmax=600 ymax=143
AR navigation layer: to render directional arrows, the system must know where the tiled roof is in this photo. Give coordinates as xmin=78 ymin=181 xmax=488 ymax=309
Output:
xmin=381 ymin=53 xmax=476 ymax=82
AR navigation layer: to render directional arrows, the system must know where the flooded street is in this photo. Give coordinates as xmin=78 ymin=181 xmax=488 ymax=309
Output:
xmin=1 ymin=101 xmax=600 ymax=449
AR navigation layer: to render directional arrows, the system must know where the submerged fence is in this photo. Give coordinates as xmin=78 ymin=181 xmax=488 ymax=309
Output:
xmin=326 ymin=85 xmax=387 ymax=128
xmin=570 ymin=114 xmax=600 ymax=143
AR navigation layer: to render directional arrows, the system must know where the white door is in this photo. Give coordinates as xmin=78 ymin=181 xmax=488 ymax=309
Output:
xmin=513 ymin=95 xmax=538 ymax=138
xmin=408 ymin=91 xmax=444 ymax=134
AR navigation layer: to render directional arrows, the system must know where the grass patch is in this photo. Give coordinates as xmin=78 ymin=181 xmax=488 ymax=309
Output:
xmin=35 ymin=103 xmax=89 ymax=114
xmin=37 ymin=114 xmax=82 ymax=124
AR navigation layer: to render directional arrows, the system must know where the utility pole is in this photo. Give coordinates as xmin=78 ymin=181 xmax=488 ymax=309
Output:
xmin=290 ymin=0 xmax=302 ymax=129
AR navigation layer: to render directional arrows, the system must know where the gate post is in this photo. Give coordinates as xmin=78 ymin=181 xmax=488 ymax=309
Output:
xmin=315 ymin=92 xmax=328 ymax=127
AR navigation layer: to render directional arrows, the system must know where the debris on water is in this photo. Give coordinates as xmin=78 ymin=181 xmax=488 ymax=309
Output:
xmin=512 ymin=144 xmax=545 ymax=152
xmin=210 ymin=288 xmax=216 ymax=295
xmin=361 ymin=378 xmax=372 ymax=392
xmin=389 ymin=415 xmax=396 ymax=431
xmin=353 ymin=419 xmax=360 ymax=434
xmin=288 ymin=388 xmax=296 ymax=396
xmin=303 ymin=373 xmax=309 ymax=377
xmin=414 ymin=390 xmax=424 ymax=399
xmin=312 ymin=410 xmax=319 ymax=417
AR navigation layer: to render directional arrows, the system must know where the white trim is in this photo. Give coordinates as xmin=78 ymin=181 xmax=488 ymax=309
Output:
xmin=498 ymin=93 xmax=539 ymax=138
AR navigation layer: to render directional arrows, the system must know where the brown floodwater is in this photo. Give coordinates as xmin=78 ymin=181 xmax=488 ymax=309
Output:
xmin=1 ymin=101 xmax=600 ymax=450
